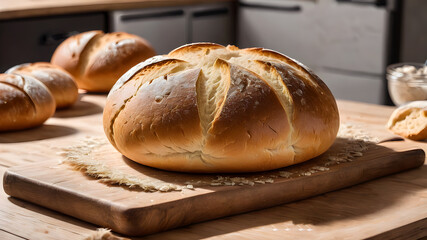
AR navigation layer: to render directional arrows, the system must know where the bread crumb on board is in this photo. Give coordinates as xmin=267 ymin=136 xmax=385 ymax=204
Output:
xmin=59 ymin=123 xmax=377 ymax=192
xmin=386 ymin=101 xmax=427 ymax=140
xmin=84 ymin=228 xmax=129 ymax=240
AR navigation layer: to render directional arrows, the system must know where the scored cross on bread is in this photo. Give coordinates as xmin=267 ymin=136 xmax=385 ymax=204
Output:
xmin=6 ymin=62 xmax=78 ymax=109
xmin=103 ymin=43 xmax=340 ymax=173
xmin=51 ymin=30 xmax=156 ymax=92
xmin=0 ymin=74 xmax=55 ymax=131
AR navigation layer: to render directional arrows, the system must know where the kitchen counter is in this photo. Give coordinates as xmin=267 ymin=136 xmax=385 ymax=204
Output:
xmin=0 ymin=0 xmax=232 ymax=20
xmin=0 ymin=93 xmax=426 ymax=239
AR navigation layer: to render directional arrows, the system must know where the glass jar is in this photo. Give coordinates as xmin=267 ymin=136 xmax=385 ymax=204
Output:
xmin=387 ymin=63 xmax=427 ymax=106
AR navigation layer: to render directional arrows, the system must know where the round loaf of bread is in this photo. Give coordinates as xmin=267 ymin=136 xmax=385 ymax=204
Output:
xmin=103 ymin=43 xmax=340 ymax=173
xmin=0 ymin=73 xmax=55 ymax=131
xmin=6 ymin=62 xmax=78 ymax=109
xmin=387 ymin=101 xmax=427 ymax=140
xmin=51 ymin=30 xmax=156 ymax=92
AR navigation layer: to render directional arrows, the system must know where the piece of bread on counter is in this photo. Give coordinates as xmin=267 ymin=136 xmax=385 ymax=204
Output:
xmin=51 ymin=30 xmax=156 ymax=92
xmin=6 ymin=62 xmax=78 ymax=109
xmin=103 ymin=43 xmax=340 ymax=173
xmin=387 ymin=101 xmax=427 ymax=140
xmin=0 ymin=73 xmax=55 ymax=131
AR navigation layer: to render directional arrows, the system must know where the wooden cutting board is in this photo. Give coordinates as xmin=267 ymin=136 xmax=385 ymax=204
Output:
xmin=2 ymin=132 xmax=425 ymax=236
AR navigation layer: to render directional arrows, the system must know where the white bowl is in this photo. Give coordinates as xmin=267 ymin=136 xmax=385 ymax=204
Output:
xmin=387 ymin=62 xmax=427 ymax=106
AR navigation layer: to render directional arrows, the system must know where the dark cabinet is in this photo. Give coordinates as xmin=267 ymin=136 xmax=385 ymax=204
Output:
xmin=110 ymin=7 xmax=188 ymax=55
xmin=237 ymin=0 xmax=389 ymax=104
xmin=191 ymin=5 xmax=234 ymax=46
xmin=0 ymin=3 xmax=235 ymax=72
xmin=110 ymin=3 xmax=234 ymax=54
xmin=0 ymin=13 xmax=106 ymax=72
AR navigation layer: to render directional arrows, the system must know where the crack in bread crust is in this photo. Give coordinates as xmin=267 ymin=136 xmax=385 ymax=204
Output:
xmin=0 ymin=78 xmax=37 ymax=113
xmin=78 ymin=33 xmax=105 ymax=77
xmin=0 ymin=73 xmax=55 ymax=131
xmin=197 ymin=58 xmax=231 ymax=148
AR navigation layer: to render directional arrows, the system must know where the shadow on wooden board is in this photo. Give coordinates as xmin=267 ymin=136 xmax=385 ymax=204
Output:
xmin=7 ymin=196 xmax=99 ymax=233
xmin=0 ymin=124 xmax=77 ymax=143
xmin=53 ymin=100 xmax=103 ymax=118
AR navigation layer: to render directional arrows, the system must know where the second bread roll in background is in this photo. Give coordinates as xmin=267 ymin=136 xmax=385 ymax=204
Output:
xmin=51 ymin=30 xmax=156 ymax=92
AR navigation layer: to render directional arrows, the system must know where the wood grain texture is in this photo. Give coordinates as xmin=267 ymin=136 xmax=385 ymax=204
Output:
xmin=0 ymin=0 xmax=233 ymax=20
xmin=143 ymin=162 xmax=427 ymax=240
xmin=0 ymin=94 xmax=426 ymax=239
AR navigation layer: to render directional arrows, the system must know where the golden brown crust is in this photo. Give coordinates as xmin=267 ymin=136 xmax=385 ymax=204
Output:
xmin=6 ymin=62 xmax=78 ymax=109
xmin=103 ymin=43 xmax=340 ymax=173
xmin=51 ymin=31 xmax=156 ymax=92
xmin=0 ymin=74 xmax=55 ymax=131
xmin=204 ymin=60 xmax=290 ymax=157
xmin=263 ymin=61 xmax=339 ymax=163
xmin=103 ymin=57 xmax=189 ymax=149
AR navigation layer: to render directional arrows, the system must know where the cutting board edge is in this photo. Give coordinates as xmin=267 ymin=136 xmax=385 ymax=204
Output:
xmin=120 ymin=148 xmax=426 ymax=236
xmin=2 ymin=169 xmax=130 ymax=230
xmin=2 ymin=148 xmax=425 ymax=236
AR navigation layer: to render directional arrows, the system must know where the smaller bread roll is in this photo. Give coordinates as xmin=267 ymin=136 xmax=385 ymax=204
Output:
xmin=387 ymin=101 xmax=427 ymax=140
xmin=6 ymin=62 xmax=78 ymax=109
xmin=51 ymin=30 xmax=156 ymax=92
xmin=0 ymin=73 xmax=55 ymax=131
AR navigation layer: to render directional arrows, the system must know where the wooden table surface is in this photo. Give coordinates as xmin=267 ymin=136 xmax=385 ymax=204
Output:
xmin=0 ymin=94 xmax=426 ymax=240
xmin=0 ymin=0 xmax=232 ymax=20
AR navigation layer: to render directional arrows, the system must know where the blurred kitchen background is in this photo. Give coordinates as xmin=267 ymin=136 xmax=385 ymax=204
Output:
xmin=0 ymin=0 xmax=426 ymax=105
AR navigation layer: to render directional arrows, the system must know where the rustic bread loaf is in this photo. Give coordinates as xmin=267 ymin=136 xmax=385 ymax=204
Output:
xmin=6 ymin=62 xmax=78 ymax=109
xmin=103 ymin=43 xmax=340 ymax=173
xmin=0 ymin=73 xmax=55 ymax=131
xmin=51 ymin=30 xmax=156 ymax=92
xmin=387 ymin=101 xmax=427 ymax=140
